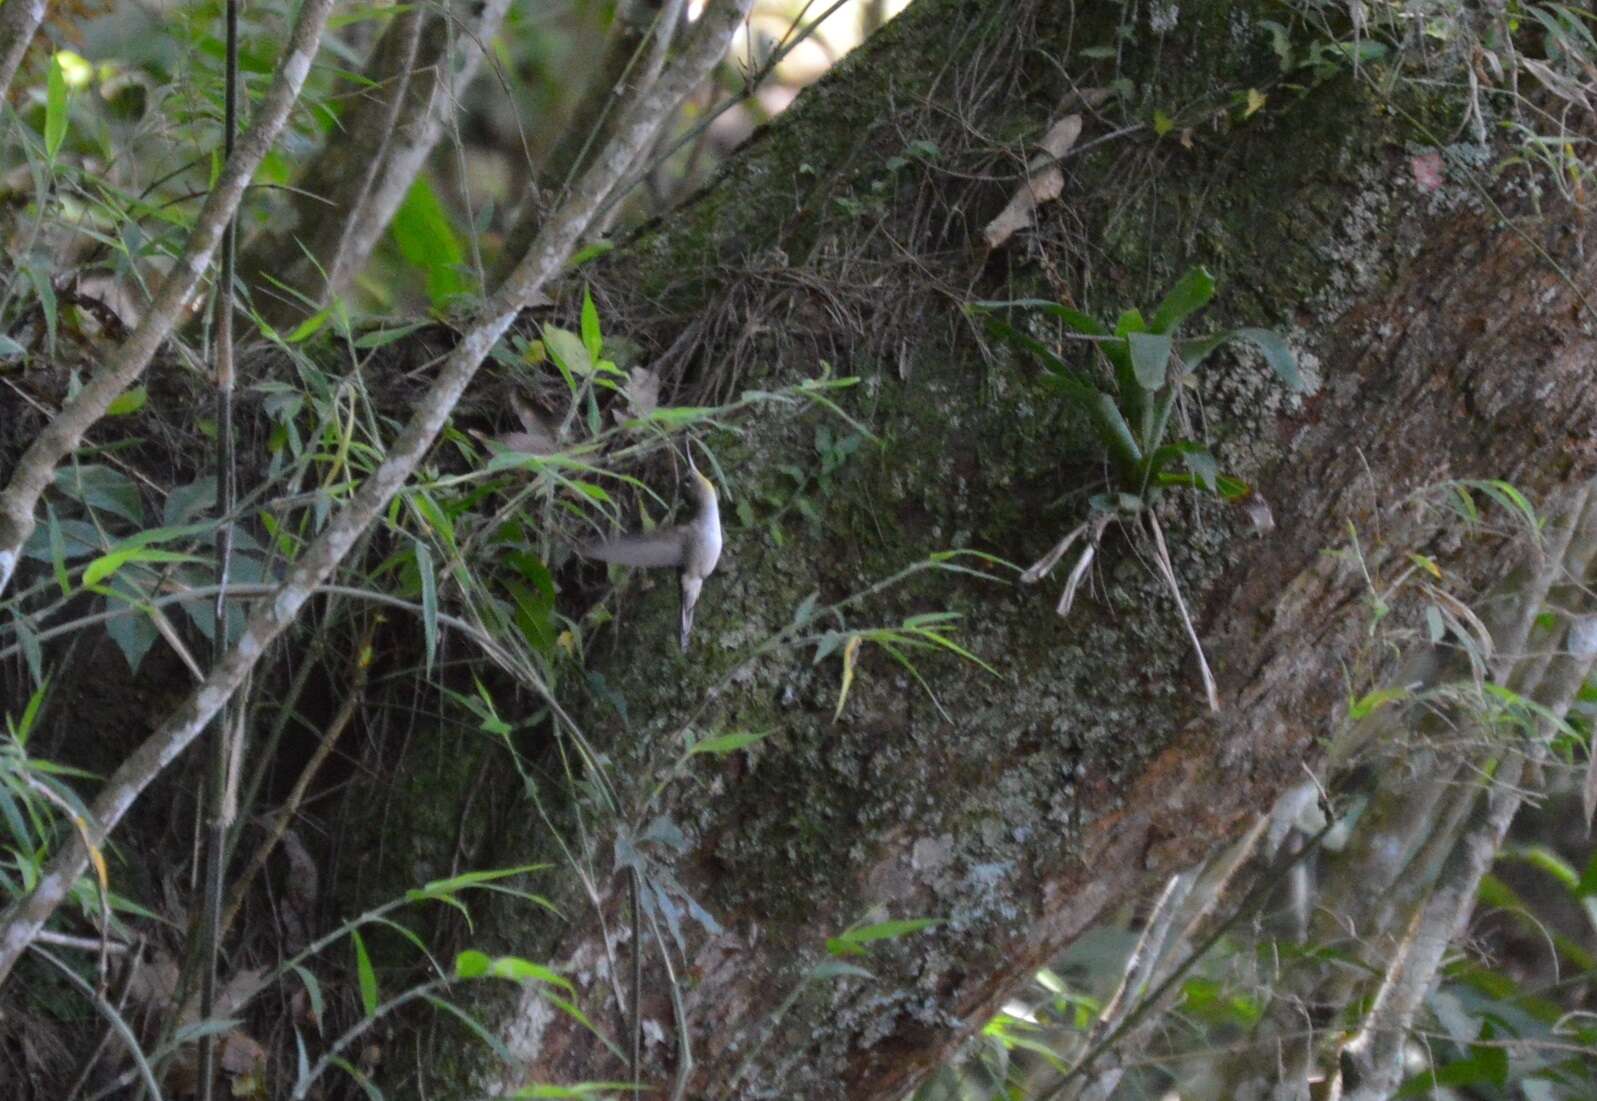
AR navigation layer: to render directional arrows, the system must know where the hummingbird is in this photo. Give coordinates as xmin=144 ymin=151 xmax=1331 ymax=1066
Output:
xmin=582 ymin=462 xmax=723 ymax=651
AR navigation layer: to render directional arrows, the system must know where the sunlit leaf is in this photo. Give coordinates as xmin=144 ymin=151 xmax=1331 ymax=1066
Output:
xmin=687 ymin=731 xmax=771 ymax=757
xmin=46 ymin=54 xmax=70 ymax=161
xmin=351 ymin=929 xmax=378 ymax=1016
xmin=105 ymin=387 xmax=148 ymax=416
xmin=390 ymin=176 xmax=468 ymax=307
xmin=580 ymin=287 xmax=602 ymax=359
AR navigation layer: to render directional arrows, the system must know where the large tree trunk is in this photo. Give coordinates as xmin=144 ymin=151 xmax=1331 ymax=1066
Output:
xmin=4 ymin=0 xmax=1592 ymax=1097
xmin=451 ymin=1 xmax=1597 ymax=1097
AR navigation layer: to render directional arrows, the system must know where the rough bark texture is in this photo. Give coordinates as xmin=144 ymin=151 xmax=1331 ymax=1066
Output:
xmin=442 ymin=1 xmax=1597 ymax=1097
xmin=5 ymin=0 xmax=1593 ymax=1097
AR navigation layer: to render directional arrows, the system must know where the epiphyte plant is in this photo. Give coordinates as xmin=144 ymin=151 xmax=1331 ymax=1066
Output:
xmin=970 ymin=267 xmax=1305 ymax=711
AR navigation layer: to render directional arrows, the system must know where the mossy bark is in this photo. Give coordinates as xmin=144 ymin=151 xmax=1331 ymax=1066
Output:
xmin=6 ymin=0 xmax=1591 ymax=1096
xmin=454 ymin=1 xmax=1597 ymax=1097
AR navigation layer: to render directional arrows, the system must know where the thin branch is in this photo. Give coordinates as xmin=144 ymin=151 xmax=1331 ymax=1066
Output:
xmin=0 ymin=0 xmax=338 ymax=596
xmin=217 ymin=625 xmax=372 ymax=942
xmin=497 ymin=0 xmax=687 ymax=274
xmin=240 ymin=0 xmax=514 ymax=324
xmin=1148 ymin=511 xmax=1220 ymax=713
xmin=31 ymin=945 xmax=167 ymax=1101
xmin=0 ymin=0 xmax=755 ymax=992
xmin=1338 ymin=491 xmax=1597 ymax=1100
xmin=197 ymin=0 xmax=243 ymax=1090
xmin=0 ymin=0 xmax=47 ymax=106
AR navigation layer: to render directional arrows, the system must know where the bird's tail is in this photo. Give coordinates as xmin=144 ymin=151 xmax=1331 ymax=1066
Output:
xmin=679 ymin=575 xmax=703 ymax=651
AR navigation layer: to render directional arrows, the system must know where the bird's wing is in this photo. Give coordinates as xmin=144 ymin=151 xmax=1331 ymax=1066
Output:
xmin=583 ymin=529 xmax=687 ymax=568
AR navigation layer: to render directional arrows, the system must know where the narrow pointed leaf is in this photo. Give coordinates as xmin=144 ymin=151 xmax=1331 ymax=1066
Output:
xmin=1113 ymin=308 xmax=1148 ymax=337
xmin=1149 ymin=266 xmax=1216 ymax=333
xmin=414 ymin=540 xmax=439 ymax=675
xmin=46 ymin=55 xmax=69 ymax=160
xmin=580 ymin=287 xmax=602 ymax=359
xmin=352 ymin=929 xmax=378 ymax=1016
xmin=1087 ymin=391 xmax=1143 ymax=477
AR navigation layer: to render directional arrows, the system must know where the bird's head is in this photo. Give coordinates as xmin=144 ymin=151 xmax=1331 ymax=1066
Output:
xmin=690 ymin=468 xmax=717 ymax=501
xmin=686 ymin=449 xmax=716 ymax=500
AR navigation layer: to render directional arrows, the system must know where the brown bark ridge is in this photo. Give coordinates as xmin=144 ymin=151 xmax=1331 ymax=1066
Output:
xmin=458 ymin=0 xmax=1597 ymax=1097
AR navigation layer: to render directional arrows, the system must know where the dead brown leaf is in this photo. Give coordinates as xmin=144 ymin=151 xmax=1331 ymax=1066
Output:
xmin=983 ymin=114 xmax=1083 ymax=250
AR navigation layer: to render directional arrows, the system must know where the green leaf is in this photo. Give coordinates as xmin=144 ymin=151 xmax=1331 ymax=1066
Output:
xmin=0 ymin=782 xmax=31 ymax=851
xmin=82 ymin=547 xmax=204 ymax=589
xmin=826 ymin=917 xmax=943 ymax=957
xmin=287 ymin=306 xmax=335 ymax=343
xmin=351 ymin=929 xmax=379 ymax=1016
xmin=1127 ymin=331 xmax=1172 ymax=391
xmin=507 ymin=1085 xmax=642 ymax=1098
xmin=293 ymin=965 xmax=325 ymax=1029
xmin=1087 ymin=391 xmax=1143 ymax=478
xmin=453 ymin=945 xmax=488 ymax=977
xmin=505 ymin=576 xmax=556 ymax=656
xmin=104 ymin=602 xmax=158 ymax=674
xmin=413 ymin=864 xmax=549 ymax=901
xmin=687 ymin=731 xmax=771 ymax=757
xmin=980 ymin=317 xmax=1096 ymax=396
xmin=1503 ymin=845 xmax=1580 ymax=892
xmin=580 ymin=287 xmax=602 ymax=360
xmin=1149 ymin=266 xmax=1215 ymax=334
xmin=1461 ymin=479 xmax=1540 ymax=538
xmin=28 ymin=267 xmax=57 ymax=352
xmin=45 ymin=54 xmax=70 ymax=161
xmin=455 ymin=950 xmax=572 ymax=992
xmin=54 ymin=464 xmax=143 ymax=524
xmin=1180 ymin=446 xmax=1218 ymax=491
xmin=635 ymin=406 xmax=716 ymax=428
xmin=414 ymin=540 xmax=438 ymax=675
xmin=408 ymin=490 xmax=457 ymax=550
xmin=542 ymin=326 xmax=594 ymax=378
xmin=46 ymin=506 xmax=72 ymax=595
xmin=353 ymin=323 xmax=429 ymax=349
xmin=1176 ymin=327 xmax=1302 ymax=391
xmin=968 ymin=299 xmax=1107 ymax=336
xmin=390 ymin=176 xmax=468 ymax=307
xmin=1349 ymin=686 xmax=1409 ymax=720
xmin=1113 ymin=308 xmax=1148 ymax=337
xmin=105 ymin=387 xmax=148 ymax=416
xmin=1052 ymin=305 xmax=1111 ymax=337
xmin=809 ymin=960 xmax=875 ymax=981
xmin=421 ymin=994 xmax=516 ymax=1069
xmin=13 ymin=677 xmax=49 ymax=746
xmin=566 ymin=240 xmax=614 ymax=269
xmin=483 ymin=956 xmax=573 ymax=992
xmin=1232 ymin=327 xmax=1302 ymax=390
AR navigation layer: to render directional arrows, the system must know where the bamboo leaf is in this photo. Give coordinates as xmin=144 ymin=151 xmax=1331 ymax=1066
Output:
xmin=687 ymin=731 xmax=771 ymax=757
xmin=106 ymin=387 xmax=148 ymax=416
xmin=351 ymin=929 xmax=378 ymax=1016
xmin=580 ymin=287 xmax=602 ymax=359
xmin=414 ymin=540 xmax=439 ymax=675
xmin=834 ymin=634 xmax=863 ymax=721
xmin=390 ymin=176 xmax=468 ymax=306
xmin=45 ymin=54 xmax=70 ymax=161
